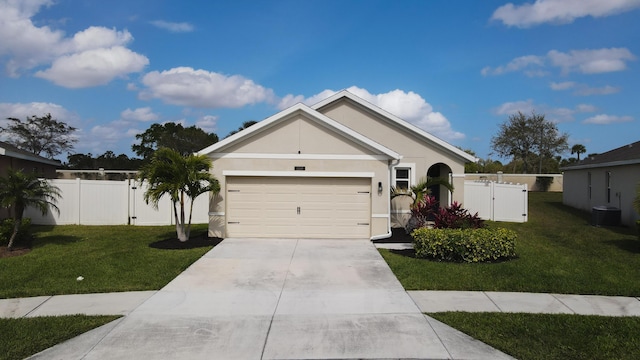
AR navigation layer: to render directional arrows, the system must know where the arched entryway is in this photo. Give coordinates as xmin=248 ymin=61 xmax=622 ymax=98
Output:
xmin=427 ymin=163 xmax=453 ymax=206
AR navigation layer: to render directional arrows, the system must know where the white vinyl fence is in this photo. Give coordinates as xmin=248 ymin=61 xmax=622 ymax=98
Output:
xmin=25 ymin=179 xmax=210 ymax=226
xmin=464 ymin=181 xmax=528 ymax=223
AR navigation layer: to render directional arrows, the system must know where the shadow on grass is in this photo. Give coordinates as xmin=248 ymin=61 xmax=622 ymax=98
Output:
xmin=149 ymin=231 xmax=223 ymax=250
xmin=603 ymin=239 xmax=640 ymax=254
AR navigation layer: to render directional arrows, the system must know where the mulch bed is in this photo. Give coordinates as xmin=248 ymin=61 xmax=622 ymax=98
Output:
xmin=0 ymin=246 xmax=31 ymax=258
xmin=373 ymin=228 xmax=413 ymax=243
xmin=149 ymin=233 xmax=223 ymax=250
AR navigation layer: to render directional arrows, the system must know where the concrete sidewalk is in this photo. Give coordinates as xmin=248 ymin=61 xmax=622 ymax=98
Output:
xmin=3 ymin=290 xmax=640 ymax=319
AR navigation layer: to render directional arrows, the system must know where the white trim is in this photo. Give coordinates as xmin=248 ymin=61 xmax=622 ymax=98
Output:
xmin=211 ymin=153 xmax=389 ymax=161
xmin=451 ymin=173 xmax=466 ymax=178
xmin=372 ymin=214 xmax=389 ymax=218
xmin=198 ymin=103 xmax=401 ymax=160
xmin=392 ymin=163 xmax=416 ymax=189
xmin=562 ymin=159 xmax=640 ymax=170
xmin=208 ymin=212 xmax=225 ymax=216
xmin=311 ymin=90 xmax=477 ymax=163
xmin=223 ymin=170 xmax=375 ymax=178
xmin=391 ymin=210 xmax=412 ymax=214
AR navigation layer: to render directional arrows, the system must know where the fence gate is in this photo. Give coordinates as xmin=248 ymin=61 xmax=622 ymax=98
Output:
xmin=464 ymin=181 xmax=528 ymax=223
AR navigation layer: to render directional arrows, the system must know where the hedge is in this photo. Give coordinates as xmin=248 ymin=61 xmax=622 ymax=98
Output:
xmin=412 ymin=227 xmax=517 ymax=263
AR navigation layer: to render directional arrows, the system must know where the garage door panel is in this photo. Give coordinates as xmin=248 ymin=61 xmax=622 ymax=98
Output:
xmin=226 ymin=177 xmax=371 ymax=238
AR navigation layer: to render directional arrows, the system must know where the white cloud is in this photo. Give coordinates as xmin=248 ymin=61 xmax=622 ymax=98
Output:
xmin=0 ymin=101 xmax=80 ymax=128
xmin=195 ymin=115 xmax=218 ymax=133
xmin=280 ymin=86 xmax=465 ymax=141
xmin=149 ymin=20 xmax=194 ymax=33
xmin=550 ymin=81 xmax=576 ymax=90
xmin=481 ymin=55 xmax=544 ymax=76
xmin=492 ymin=0 xmax=640 ymax=28
xmin=483 ymin=48 xmax=635 ymax=77
xmin=494 ymin=99 xmax=596 ymax=123
xmin=120 ymin=107 xmax=159 ymax=122
xmin=548 ymin=48 xmax=636 ymax=74
xmin=140 ymin=67 xmax=276 ymax=108
xmin=583 ymin=114 xmax=633 ymax=125
xmin=0 ymin=1 xmax=148 ymax=86
xmin=35 ymin=46 xmax=149 ymax=88
xmin=550 ymin=81 xmax=620 ymax=96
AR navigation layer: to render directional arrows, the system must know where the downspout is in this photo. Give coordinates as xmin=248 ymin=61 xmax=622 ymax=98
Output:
xmin=370 ymin=158 xmax=401 ymax=241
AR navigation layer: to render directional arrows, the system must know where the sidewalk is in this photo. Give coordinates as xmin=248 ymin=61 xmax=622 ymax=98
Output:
xmin=2 ymin=290 xmax=640 ymax=319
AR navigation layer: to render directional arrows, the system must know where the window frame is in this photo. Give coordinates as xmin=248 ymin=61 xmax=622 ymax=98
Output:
xmin=392 ymin=163 xmax=416 ymax=192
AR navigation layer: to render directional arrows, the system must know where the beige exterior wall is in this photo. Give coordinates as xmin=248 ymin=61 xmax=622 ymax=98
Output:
xmin=318 ymin=100 xmax=468 ymax=227
xmin=563 ymin=165 xmax=640 ymax=227
xmin=464 ymin=173 xmax=563 ymax=192
xmin=207 ymin=113 xmax=392 ymax=238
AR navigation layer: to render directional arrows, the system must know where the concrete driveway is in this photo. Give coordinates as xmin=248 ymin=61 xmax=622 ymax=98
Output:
xmin=31 ymin=238 xmax=512 ymax=359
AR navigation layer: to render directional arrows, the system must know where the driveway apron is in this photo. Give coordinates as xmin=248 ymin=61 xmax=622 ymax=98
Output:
xmin=30 ymin=238 xmax=512 ymax=359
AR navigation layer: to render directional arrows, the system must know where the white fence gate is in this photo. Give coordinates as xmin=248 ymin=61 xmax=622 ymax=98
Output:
xmin=464 ymin=181 xmax=528 ymax=223
xmin=25 ymin=179 xmax=210 ymax=226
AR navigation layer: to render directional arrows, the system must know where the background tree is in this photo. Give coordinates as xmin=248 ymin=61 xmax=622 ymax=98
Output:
xmin=491 ymin=111 xmax=568 ymax=174
xmin=138 ymin=148 xmax=220 ymax=242
xmin=1 ymin=113 xmax=77 ymax=159
xmin=0 ymin=169 xmax=60 ymax=250
xmin=461 ymin=149 xmax=504 ymax=173
xmin=66 ymin=151 xmax=143 ymax=170
xmin=225 ymin=120 xmax=258 ymax=138
xmin=132 ymin=123 xmax=219 ymax=160
xmin=571 ymin=144 xmax=586 ymax=161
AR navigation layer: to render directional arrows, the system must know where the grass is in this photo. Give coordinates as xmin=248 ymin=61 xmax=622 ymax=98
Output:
xmin=0 ymin=224 xmax=214 ymax=298
xmin=380 ymin=192 xmax=640 ymax=296
xmin=0 ymin=315 xmax=120 ymax=360
xmin=430 ymin=312 xmax=640 ymax=360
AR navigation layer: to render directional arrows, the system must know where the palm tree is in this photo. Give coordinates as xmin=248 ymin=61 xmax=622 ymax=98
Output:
xmin=391 ymin=176 xmax=454 ymax=206
xmin=0 ymin=169 xmax=60 ymax=250
xmin=571 ymin=144 xmax=586 ymax=161
xmin=138 ymin=148 xmax=220 ymax=242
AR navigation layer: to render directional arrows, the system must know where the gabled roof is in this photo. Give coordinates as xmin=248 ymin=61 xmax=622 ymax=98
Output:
xmin=0 ymin=141 xmax=61 ymax=166
xmin=311 ymin=90 xmax=477 ymax=163
xmin=562 ymin=140 xmax=640 ymax=170
xmin=197 ymin=103 xmax=402 ymax=160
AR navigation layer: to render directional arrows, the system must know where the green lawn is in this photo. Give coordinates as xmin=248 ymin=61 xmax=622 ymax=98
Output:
xmin=430 ymin=312 xmax=640 ymax=360
xmin=381 ymin=192 xmax=640 ymax=296
xmin=0 ymin=315 xmax=120 ymax=360
xmin=0 ymin=224 xmax=214 ymax=298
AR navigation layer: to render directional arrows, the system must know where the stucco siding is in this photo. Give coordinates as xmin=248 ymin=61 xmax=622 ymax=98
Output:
xmin=563 ymin=164 xmax=640 ymax=226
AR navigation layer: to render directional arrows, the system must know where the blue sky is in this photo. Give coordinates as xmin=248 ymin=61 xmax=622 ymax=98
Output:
xmin=1 ymin=0 xmax=639 ymax=162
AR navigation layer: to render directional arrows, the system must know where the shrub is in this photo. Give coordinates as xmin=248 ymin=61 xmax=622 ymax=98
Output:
xmin=412 ymin=227 xmax=517 ymax=263
xmin=535 ymin=176 xmax=554 ymax=192
xmin=407 ymin=196 xmax=485 ymax=233
xmin=0 ymin=218 xmax=32 ymax=248
xmin=434 ymin=201 xmax=485 ymax=229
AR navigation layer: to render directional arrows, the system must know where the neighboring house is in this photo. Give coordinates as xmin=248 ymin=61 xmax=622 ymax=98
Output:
xmin=562 ymin=140 xmax=640 ymax=227
xmin=198 ymin=90 xmax=476 ymax=239
xmin=0 ymin=141 xmax=61 ymax=219
xmin=0 ymin=141 xmax=60 ymax=178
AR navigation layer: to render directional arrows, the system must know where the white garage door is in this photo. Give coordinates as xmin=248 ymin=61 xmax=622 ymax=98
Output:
xmin=226 ymin=177 xmax=371 ymax=238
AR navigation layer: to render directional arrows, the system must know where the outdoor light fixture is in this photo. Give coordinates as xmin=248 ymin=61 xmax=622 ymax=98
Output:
xmin=378 ymin=181 xmax=383 ymax=194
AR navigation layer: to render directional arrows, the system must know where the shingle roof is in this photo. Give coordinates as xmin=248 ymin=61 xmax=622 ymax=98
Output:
xmin=0 ymin=141 xmax=61 ymax=166
xmin=562 ymin=140 xmax=640 ymax=170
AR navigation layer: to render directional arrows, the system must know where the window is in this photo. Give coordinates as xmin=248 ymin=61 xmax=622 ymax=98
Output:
xmin=606 ymin=171 xmax=612 ymax=203
xmin=395 ymin=168 xmax=410 ymax=190
xmin=587 ymin=172 xmax=591 ymax=199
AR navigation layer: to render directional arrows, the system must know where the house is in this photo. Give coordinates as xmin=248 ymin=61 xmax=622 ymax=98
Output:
xmin=1 ymin=141 xmax=61 ymax=219
xmin=562 ymin=140 xmax=640 ymax=227
xmin=0 ymin=141 xmax=60 ymax=178
xmin=198 ymin=90 xmax=476 ymax=239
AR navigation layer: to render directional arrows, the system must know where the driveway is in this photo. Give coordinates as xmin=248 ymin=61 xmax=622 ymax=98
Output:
xmin=31 ymin=238 xmax=512 ymax=359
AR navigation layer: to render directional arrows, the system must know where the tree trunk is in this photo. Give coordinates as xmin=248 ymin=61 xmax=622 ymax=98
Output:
xmin=7 ymin=219 xmax=20 ymax=250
